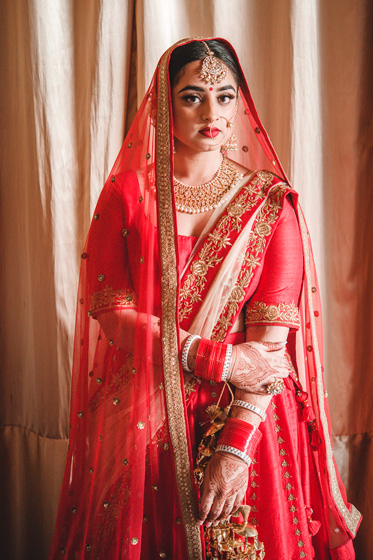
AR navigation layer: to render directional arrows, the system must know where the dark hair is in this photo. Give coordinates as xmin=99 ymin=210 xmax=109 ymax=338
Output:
xmin=169 ymin=40 xmax=241 ymax=88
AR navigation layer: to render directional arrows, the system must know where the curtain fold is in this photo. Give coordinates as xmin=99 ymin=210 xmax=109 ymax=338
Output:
xmin=0 ymin=1 xmax=370 ymax=558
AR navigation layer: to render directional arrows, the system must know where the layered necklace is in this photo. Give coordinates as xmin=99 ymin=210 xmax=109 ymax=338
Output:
xmin=174 ymin=156 xmax=243 ymax=214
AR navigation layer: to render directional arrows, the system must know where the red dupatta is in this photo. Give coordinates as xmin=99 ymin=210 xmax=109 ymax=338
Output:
xmin=49 ymin=38 xmax=360 ymax=560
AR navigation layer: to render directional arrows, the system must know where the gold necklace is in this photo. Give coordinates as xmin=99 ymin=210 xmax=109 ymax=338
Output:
xmin=174 ymin=157 xmax=243 ymax=214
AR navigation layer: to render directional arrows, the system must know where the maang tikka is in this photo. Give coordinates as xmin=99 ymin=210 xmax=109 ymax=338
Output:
xmin=200 ymin=42 xmax=228 ymax=84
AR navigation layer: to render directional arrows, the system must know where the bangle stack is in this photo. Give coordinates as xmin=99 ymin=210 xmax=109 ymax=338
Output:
xmin=216 ymin=417 xmax=262 ymax=466
xmin=194 ymin=338 xmax=233 ymax=383
xmin=232 ymin=400 xmax=267 ymax=421
xmin=181 ymin=334 xmax=201 ymax=372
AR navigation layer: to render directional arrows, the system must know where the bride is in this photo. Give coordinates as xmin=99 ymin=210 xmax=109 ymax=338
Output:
xmin=49 ymin=38 xmax=360 ymax=560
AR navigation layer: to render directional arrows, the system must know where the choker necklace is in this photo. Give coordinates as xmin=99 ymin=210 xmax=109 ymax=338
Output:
xmin=174 ymin=156 xmax=243 ymax=214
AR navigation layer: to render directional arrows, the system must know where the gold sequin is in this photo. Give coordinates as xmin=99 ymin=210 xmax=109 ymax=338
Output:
xmin=211 ymin=391 xmax=217 ymax=398
xmin=254 ymin=127 xmax=261 ymax=134
xmin=94 ymin=214 xmax=99 ymax=220
xmin=137 ymin=421 xmax=145 ymax=429
xmin=146 ymin=153 xmax=151 ymax=159
xmin=122 ymin=228 xmax=129 ymax=237
xmin=139 ymin=196 xmax=143 ymax=203
xmin=103 ymin=502 xmax=110 ymax=509
xmin=128 ymin=142 xmax=132 ymax=148
xmin=130 ymin=538 xmax=138 ymax=545
xmin=143 ymin=515 xmax=148 ymax=522
xmin=163 ymin=443 xmax=169 ymax=450
xmin=89 ymin=467 xmax=94 ymax=474
xmin=176 ymin=517 xmax=182 ymax=524
xmin=60 ymin=548 xmax=66 ymax=555
xmin=85 ymin=544 xmax=92 ymax=551
xmin=307 ymin=345 xmax=313 ymax=352
xmin=123 ymin=458 xmax=129 ymax=465
xmin=140 ymin=256 xmax=144 ymax=263
xmin=98 ymin=274 xmax=105 ymax=282
xmin=159 ymin=553 xmax=166 ymax=558
xmin=96 ymin=377 xmax=103 ymax=384
xmin=111 ymin=176 xmax=116 ymax=182
xmin=132 ymin=367 xmax=137 ymax=374
xmin=113 ymin=398 xmax=120 ymax=406
xmin=152 ymin=485 xmax=159 ymax=491
xmin=311 ymin=286 xmax=317 ymax=293
xmin=72 ymin=507 xmax=77 ymax=514
xmin=78 ymin=411 xmax=84 ymax=418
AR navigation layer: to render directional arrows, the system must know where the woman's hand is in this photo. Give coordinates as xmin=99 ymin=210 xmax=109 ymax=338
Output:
xmin=199 ymin=451 xmax=248 ymax=527
xmin=229 ymin=341 xmax=289 ymax=394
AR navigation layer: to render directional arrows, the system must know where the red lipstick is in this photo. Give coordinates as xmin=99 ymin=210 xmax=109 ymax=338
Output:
xmin=199 ymin=127 xmax=220 ymax=138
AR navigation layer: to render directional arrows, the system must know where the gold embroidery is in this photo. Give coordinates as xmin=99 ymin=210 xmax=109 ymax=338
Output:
xmin=212 ymin=182 xmax=289 ymax=341
xmin=298 ymin=211 xmax=361 ymax=536
xmin=157 ymin=42 xmax=203 ymax=560
xmin=245 ymin=301 xmax=300 ymax=329
xmin=179 ymin=172 xmax=278 ymax=324
xmin=89 ymin=353 xmax=134 ymax=413
xmin=90 ymin=286 xmax=138 ymax=316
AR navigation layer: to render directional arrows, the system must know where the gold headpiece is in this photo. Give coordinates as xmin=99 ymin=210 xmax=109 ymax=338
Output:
xmin=200 ymin=41 xmax=228 ymax=84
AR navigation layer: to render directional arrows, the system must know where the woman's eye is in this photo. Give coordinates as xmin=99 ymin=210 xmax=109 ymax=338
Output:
xmin=219 ymin=94 xmax=235 ymax=104
xmin=183 ymin=95 xmax=201 ymax=104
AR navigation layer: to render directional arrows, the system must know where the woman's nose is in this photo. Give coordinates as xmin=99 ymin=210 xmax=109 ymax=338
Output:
xmin=201 ymin=98 xmax=218 ymax=122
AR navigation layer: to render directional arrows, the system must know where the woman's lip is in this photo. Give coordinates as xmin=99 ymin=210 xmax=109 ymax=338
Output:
xmin=199 ymin=128 xmax=220 ymax=138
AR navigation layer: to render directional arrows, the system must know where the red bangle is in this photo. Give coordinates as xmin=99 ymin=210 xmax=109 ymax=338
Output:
xmin=194 ymin=338 xmax=228 ymax=383
xmin=218 ymin=418 xmax=262 ymax=458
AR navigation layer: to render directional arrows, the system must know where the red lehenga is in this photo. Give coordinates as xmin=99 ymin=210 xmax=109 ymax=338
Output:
xmin=49 ymin=38 xmax=361 ymax=560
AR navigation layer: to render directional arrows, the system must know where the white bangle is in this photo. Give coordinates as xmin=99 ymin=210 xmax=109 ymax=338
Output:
xmin=221 ymin=344 xmax=233 ymax=382
xmin=216 ymin=444 xmax=252 ymax=466
xmin=181 ymin=335 xmax=201 ymax=372
xmin=232 ymin=400 xmax=267 ymax=421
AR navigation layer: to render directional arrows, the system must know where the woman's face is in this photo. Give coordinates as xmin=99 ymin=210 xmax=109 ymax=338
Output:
xmin=171 ymin=59 xmax=238 ymax=155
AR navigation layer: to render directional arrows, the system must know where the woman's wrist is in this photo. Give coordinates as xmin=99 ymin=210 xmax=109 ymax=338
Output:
xmin=216 ymin=417 xmax=262 ymax=466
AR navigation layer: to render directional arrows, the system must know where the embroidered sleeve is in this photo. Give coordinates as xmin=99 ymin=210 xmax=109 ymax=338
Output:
xmin=245 ymin=197 xmax=303 ymax=331
xmin=86 ymin=173 xmax=138 ymax=318
xmin=245 ymin=301 xmax=300 ymax=329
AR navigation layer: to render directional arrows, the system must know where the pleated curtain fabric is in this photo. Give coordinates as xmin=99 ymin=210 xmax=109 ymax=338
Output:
xmin=0 ymin=1 xmax=371 ymax=559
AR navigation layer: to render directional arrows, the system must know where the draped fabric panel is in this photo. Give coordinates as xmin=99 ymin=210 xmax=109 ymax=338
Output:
xmin=0 ymin=1 xmax=371 ymax=558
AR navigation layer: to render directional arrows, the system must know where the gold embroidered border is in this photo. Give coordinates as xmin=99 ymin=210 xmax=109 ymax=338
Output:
xmin=157 ymin=43 xmax=203 ymax=560
xmin=90 ymin=286 xmax=138 ymax=316
xmin=245 ymin=301 xmax=300 ymax=329
xmin=179 ymin=171 xmax=275 ymax=324
xmin=298 ymin=210 xmax=361 ymax=535
xmin=211 ymin=183 xmax=288 ymax=342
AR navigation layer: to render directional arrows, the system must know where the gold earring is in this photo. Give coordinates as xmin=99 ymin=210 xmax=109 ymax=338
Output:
xmin=221 ymin=122 xmax=238 ymax=152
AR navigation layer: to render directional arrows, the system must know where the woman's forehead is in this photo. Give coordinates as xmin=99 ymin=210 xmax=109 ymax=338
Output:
xmin=173 ymin=60 xmax=236 ymax=92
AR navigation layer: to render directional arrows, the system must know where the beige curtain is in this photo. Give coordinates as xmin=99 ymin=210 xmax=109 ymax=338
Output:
xmin=0 ymin=1 xmax=371 ymax=558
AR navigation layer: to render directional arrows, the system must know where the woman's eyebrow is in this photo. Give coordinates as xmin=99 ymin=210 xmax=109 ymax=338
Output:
xmin=177 ymin=85 xmax=205 ymax=93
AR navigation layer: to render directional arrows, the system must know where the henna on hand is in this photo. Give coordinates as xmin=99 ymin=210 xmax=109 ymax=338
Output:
xmin=199 ymin=451 xmax=248 ymax=525
xmin=229 ymin=342 xmax=289 ymax=393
